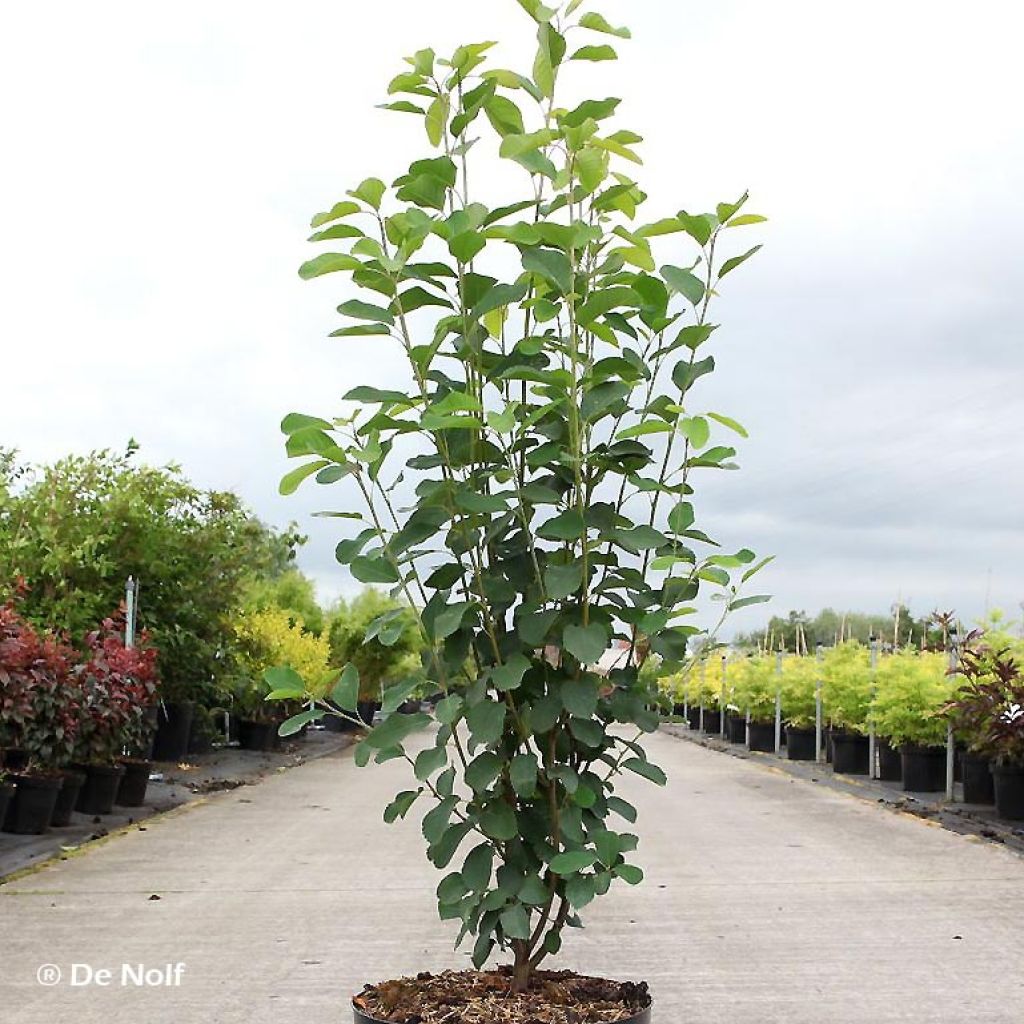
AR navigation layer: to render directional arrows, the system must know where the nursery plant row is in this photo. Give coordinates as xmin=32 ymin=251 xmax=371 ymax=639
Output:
xmin=660 ymin=639 xmax=1024 ymax=821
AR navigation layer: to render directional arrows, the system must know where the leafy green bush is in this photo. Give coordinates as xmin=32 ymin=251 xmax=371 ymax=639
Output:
xmin=869 ymin=651 xmax=952 ymax=747
xmin=731 ymin=654 xmax=777 ymax=723
xmin=779 ymin=654 xmax=818 ymax=728
xmin=821 ymin=642 xmax=871 ymax=734
xmin=270 ymin=0 xmax=766 ymax=992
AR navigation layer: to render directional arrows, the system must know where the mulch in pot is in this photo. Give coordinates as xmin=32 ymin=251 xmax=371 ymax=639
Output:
xmin=353 ymin=968 xmax=651 ymax=1024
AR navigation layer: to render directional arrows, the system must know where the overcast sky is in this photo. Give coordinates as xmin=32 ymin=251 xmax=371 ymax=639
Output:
xmin=2 ymin=0 xmax=1022 ymax=635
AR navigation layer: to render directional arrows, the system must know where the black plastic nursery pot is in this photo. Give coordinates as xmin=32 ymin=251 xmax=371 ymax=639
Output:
xmin=748 ymin=721 xmax=776 ymax=753
xmin=900 ymin=744 xmax=946 ymax=792
xmin=76 ymin=764 xmax=126 ymax=815
xmin=3 ymin=774 xmax=63 ymax=834
xmin=992 ymin=764 xmax=1024 ymax=820
xmin=116 ymin=759 xmax=153 ymax=807
xmin=785 ymin=726 xmax=817 ymax=761
xmin=685 ymin=706 xmax=701 ymax=731
xmin=2 ymin=747 xmax=31 ymax=771
xmin=725 ymin=714 xmax=747 ymax=744
xmin=877 ymin=740 xmax=902 ymax=782
xmin=238 ymin=719 xmax=278 ymax=751
xmin=825 ymin=728 xmax=834 ymax=764
xmin=152 ymin=701 xmax=195 ymax=762
xmin=50 ymin=769 xmax=86 ymax=826
xmin=0 ymin=782 xmax=15 ymax=829
xmin=701 ymin=709 xmax=721 ymax=734
xmin=831 ymin=731 xmax=869 ymax=775
xmin=357 ymin=700 xmax=381 ymax=727
xmin=961 ymin=753 xmax=995 ymax=805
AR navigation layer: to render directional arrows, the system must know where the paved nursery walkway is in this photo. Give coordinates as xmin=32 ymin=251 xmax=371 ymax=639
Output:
xmin=2 ymin=729 xmax=1023 ymax=1024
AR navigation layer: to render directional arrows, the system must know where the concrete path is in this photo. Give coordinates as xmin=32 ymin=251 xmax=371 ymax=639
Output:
xmin=2 ymin=728 xmax=1023 ymax=1024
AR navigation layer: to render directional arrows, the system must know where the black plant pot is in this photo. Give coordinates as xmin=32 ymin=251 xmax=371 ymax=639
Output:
xmin=3 ymin=774 xmax=63 ymax=834
xmin=352 ymin=997 xmax=652 ymax=1024
xmin=877 ymin=739 xmax=902 ymax=782
xmin=356 ymin=700 xmax=381 ymax=727
xmin=702 ymin=709 xmax=722 ymax=734
xmin=725 ymin=714 xmax=747 ymax=744
xmin=786 ymin=726 xmax=817 ymax=761
xmin=152 ymin=701 xmax=195 ymax=762
xmin=116 ymin=759 xmax=153 ymax=807
xmin=961 ymin=753 xmax=995 ymax=805
xmin=238 ymin=719 xmax=277 ymax=752
xmin=0 ymin=782 xmax=15 ymax=830
xmin=831 ymin=731 xmax=869 ymax=775
xmin=748 ymin=721 xmax=776 ymax=752
xmin=76 ymin=764 xmax=126 ymax=815
xmin=992 ymin=763 xmax=1024 ymax=820
xmin=50 ymin=769 xmax=86 ymax=826
xmin=685 ymin=706 xmax=701 ymax=731
xmin=2 ymin=747 xmax=30 ymax=771
xmin=825 ymin=727 xmax=834 ymax=764
xmin=322 ymin=714 xmax=352 ymax=733
xmin=900 ymin=744 xmax=946 ymax=792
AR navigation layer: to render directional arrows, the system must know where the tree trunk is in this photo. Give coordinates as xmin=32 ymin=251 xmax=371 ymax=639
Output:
xmin=510 ymin=941 xmax=532 ymax=994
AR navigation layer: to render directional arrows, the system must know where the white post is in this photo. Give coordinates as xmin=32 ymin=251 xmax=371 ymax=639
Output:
xmin=699 ymin=659 xmax=706 ymax=732
xmin=868 ymin=635 xmax=879 ymax=779
xmin=946 ymin=628 xmax=959 ymax=801
xmin=125 ymin=576 xmax=137 ymax=649
xmin=815 ymin=642 xmax=824 ymax=763
xmin=774 ymin=650 xmax=783 ymax=754
xmin=720 ymin=654 xmax=727 ymax=739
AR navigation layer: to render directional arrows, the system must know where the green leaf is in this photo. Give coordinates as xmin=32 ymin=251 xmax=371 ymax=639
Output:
xmin=491 ymin=653 xmax=531 ymax=691
xmin=606 ymin=795 xmax=637 ymax=823
xmin=480 ymin=801 xmax=517 ymax=841
xmin=425 ymin=96 xmax=447 ymax=146
xmin=279 ymin=460 xmax=328 ymax=496
xmin=431 ymin=601 xmax=473 ymax=641
xmin=672 ymin=356 xmax=715 ymax=395
xmin=449 ymin=231 xmax=487 ymax=263
xmin=550 ymin=849 xmax=597 ymax=874
xmin=579 ymin=11 xmax=631 ymax=38
xmin=298 ymin=253 xmax=361 ymax=280
xmin=679 ymin=415 xmax=710 ymax=449
xmin=621 ymin=756 xmax=667 ymax=785
xmin=562 ymin=626 xmax=607 ymax=667
xmin=718 ymin=244 xmax=762 ymax=280
xmin=466 ymin=700 xmax=507 ymax=747
xmin=560 ymin=676 xmax=600 ymax=716
xmin=661 ymin=264 xmax=705 ymax=306
xmin=263 ymin=665 xmax=304 ymax=694
xmin=329 ymin=324 xmax=392 ymax=338
xmin=500 ymin=904 xmax=532 ymax=940
xmin=278 ymin=708 xmax=321 ymax=736
xmin=667 ymin=501 xmax=695 ymax=534
xmin=522 ymin=247 xmax=573 ymax=294
xmin=331 ymin=664 xmax=360 ymax=711
xmin=466 ymin=751 xmax=502 ymax=792
xmin=350 ymin=178 xmax=386 ymax=210
xmin=434 ymin=694 xmax=464 ymax=725
xmin=414 ymin=744 xmax=448 ymax=781
xmin=337 ymin=299 xmax=395 ymax=325
xmin=437 ymin=871 xmax=467 ymax=905
xmin=365 ymin=712 xmax=431 ymax=750
xmin=537 ymin=509 xmax=586 ymax=541
xmin=707 ymin=412 xmax=748 ymax=438
xmin=614 ymin=863 xmax=644 ymax=884
xmin=509 ymin=753 xmax=539 ymax=797
xmin=310 ymin=201 xmax=361 ymax=228
xmin=350 ymin=554 xmax=400 ymax=584
xmin=571 ymin=44 xmax=617 ymax=61
xmin=729 ymin=594 xmax=772 ymax=611
xmin=545 ymin=562 xmax=584 ymax=600
xmin=384 ymin=790 xmax=420 ymax=823
xmin=499 ymin=129 xmax=556 ymax=158
xmin=726 ymin=213 xmax=768 ymax=228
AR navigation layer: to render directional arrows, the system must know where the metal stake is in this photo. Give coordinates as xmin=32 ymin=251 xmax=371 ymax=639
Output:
xmin=774 ymin=650 xmax=783 ymax=754
xmin=125 ymin=576 xmax=137 ymax=649
xmin=815 ymin=642 xmax=824 ymax=763
xmin=946 ymin=627 xmax=959 ymax=801
xmin=868 ymin=635 xmax=879 ymax=779
xmin=720 ymin=654 xmax=727 ymax=739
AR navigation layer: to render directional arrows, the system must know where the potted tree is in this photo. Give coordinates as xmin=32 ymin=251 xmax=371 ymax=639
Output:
xmin=733 ymin=655 xmax=778 ymax=752
xmin=780 ymin=655 xmax=818 ymax=760
xmin=870 ymin=651 xmax=952 ymax=792
xmin=821 ymin=643 xmax=872 ymax=774
xmin=950 ymin=643 xmax=1024 ymax=818
xmin=268 ymin=2 xmax=767 ymax=1018
xmin=0 ymin=599 xmax=80 ymax=833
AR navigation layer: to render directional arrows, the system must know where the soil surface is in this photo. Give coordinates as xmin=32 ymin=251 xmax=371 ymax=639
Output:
xmin=353 ymin=968 xmax=650 ymax=1023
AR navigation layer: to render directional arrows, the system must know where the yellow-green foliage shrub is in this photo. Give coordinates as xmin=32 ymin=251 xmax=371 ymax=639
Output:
xmin=731 ymin=654 xmax=777 ymax=722
xmin=870 ymin=650 xmax=952 ymax=748
xmin=779 ymin=655 xmax=817 ymax=728
xmin=234 ymin=607 xmax=334 ymax=701
xmin=821 ymin=642 xmax=871 ymax=734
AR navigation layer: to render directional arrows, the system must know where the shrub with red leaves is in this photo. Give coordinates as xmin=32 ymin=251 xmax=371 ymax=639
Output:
xmin=0 ymin=599 xmax=81 ymax=773
xmin=75 ymin=614 xmax=160 ymax=764
xmin=949 ymin=642 xmax=1024 ymax=767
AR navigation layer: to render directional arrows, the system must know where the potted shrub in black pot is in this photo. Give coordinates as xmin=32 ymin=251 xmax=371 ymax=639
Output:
xmin=871 ymin=651 xmax=953 ymax=792
xmin=950 ymin=644 xmax=1024 ymax=818
xmin=265 ymin=1 xmax=768 ymax=1016
xmin=821 ymin=643 xmax=872 ymax=775
xmin=230 ymin=676 xmax=280 ymax=751
xmin=733 ymin=655 xmax=778 ymax=752
xmin=780 ymin=654 xmax=818 ymax=760
xmin=0 ymin=599 xmax=79 ymax=833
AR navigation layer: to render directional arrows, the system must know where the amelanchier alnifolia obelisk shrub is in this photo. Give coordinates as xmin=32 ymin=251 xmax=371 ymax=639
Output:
xmin=270 ymin=0 xmax=768 ymax=1015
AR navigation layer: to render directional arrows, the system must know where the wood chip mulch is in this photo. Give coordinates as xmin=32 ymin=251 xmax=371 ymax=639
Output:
xmin=353 ymin=967 xmax=650 ymax=1023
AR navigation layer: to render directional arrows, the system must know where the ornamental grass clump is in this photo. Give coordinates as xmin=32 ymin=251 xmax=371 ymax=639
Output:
xmin=270 ymin=0 xmax=767 ymax=1002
